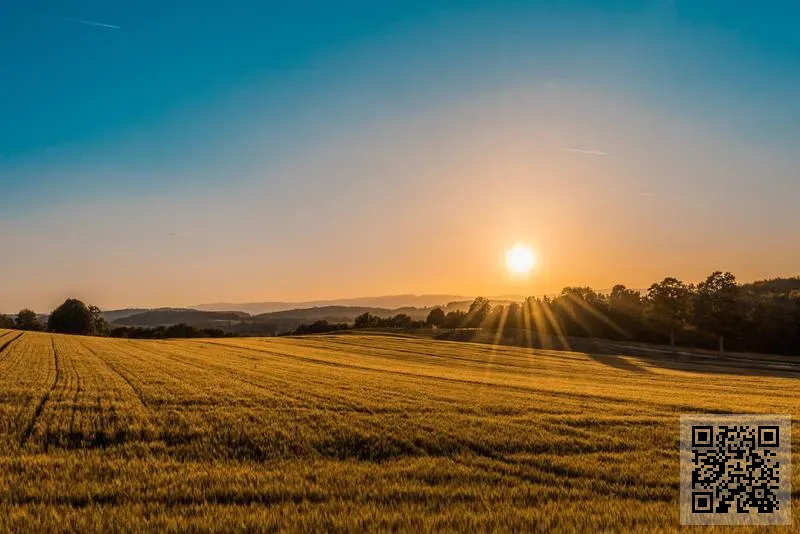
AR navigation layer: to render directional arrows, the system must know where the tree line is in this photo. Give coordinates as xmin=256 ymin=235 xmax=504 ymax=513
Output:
xmin=0 ymin=299 xmax=109 ymax=335
xmin=293 ymin=272 xmax=800 ymax=356
xmin=109 ymin=324 xmax=230 ymax=339
xmin=0 ymin=298 xmax=229 ymax=339
xmin=3 ymin=272 xmax=799 ymax=354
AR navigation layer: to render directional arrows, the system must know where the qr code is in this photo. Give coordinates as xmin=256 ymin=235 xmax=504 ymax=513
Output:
xmin=681 ymin=415 xmax=792 ymax=525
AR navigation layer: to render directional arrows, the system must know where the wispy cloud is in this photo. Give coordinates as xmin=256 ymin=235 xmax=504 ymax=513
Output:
xmin=564 ymin=147 xmax=607 ymax=156
xmin=61 ymin=17 xmax=120 ymax=30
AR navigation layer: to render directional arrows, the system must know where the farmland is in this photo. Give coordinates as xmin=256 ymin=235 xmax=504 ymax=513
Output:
xmin=0 ymin=328 xmax=798 ymax=532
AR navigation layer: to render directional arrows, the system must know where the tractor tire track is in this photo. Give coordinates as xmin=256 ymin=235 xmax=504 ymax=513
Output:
xmin=68 ymin=370 xmax=83 ymax=436
xmin=20 ymin=338 xmax=60 ymax=448
xmin=83 ymin=342 xmax=148 ymax=409
xmin=0 ymin=332 xmax=24 ymax=358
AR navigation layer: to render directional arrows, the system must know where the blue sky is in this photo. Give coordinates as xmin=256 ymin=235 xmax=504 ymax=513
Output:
xmin=1 ymin=1 xmax=799 ymax=310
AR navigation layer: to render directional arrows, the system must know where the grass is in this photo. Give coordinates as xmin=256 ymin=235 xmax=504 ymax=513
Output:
xmin=0 ymin=327 xmax=798 ymax=532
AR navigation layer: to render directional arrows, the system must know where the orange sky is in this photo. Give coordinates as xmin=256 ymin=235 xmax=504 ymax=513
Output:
xmin=2 ymin=84 xmax=798 ymax=312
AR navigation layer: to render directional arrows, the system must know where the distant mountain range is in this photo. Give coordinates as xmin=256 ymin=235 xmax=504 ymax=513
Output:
xmin=112 ymin=310 xmax=250 ymax=327
xmin=100 ymin=293 xmax=517 ymax=335
xmin=190 ymin=295 xmax=478 ymax=315
xmin=99 ymin=277 xmax=800 ymax=332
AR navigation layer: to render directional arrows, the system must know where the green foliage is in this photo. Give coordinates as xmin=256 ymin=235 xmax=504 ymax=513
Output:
xmin=694 ymin=272 xmax=742 ymax=352
xmin=293 ymin=320 xmax=349 ymax=335
xmin=351 ymin=312 xmax=423 ymax=330
xmin=47 ymin=298 xmax=105 ymax=335
xmin=0 ymin=314 xmax=14 ymax=329
xmin=110 ymin=323 xmax=228 ymax=339
xmin=646 ymin=278 xmax=692 ymax=346
xmin=425 ymin=273 xmax=799 ymax=355
xmin=14 ymin=308 xmax=42 ymax=331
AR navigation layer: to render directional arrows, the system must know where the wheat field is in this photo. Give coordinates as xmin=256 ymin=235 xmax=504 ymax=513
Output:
xmin=0 ymin=328 xmax=798 ymax=532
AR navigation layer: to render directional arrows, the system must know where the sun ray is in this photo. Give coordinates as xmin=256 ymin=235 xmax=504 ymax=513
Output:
xmin=522 ymin=299 xmax=533 ymax=351
xmin=540 ymin=300 xmax=571 ymax=351
xmin=564 ymin=293 xmax=627 ymax=337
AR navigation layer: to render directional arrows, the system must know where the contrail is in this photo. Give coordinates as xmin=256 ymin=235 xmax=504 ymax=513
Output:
xmin=564 ymin=148 xmax=607 ymax=156
xmin=62 ymin=17 xmax=120 ymax=29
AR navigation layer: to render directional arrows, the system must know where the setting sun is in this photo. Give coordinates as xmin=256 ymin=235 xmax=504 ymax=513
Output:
xmin=505 ymin=243 xmax=536 ymax=274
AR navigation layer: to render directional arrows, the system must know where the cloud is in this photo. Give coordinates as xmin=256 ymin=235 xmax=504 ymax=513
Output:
xmin=61 ymin=17 xmax=120 ymax=30
xmin=564 ymin=147 xmax=607 ymax=156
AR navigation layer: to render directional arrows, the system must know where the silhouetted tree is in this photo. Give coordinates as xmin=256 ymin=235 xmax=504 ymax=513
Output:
xmin=425 ymin=308 xmax=446 ymax=327
xmin=15 ymin=309 xmax=42 ymax=331
xmin=354 ymin=312 xmax=378 ymax=329
xmin=693 ymin=271 xmax=742 ymax=353
xmin=48 ymin=299 xmax=104 ymax=335
xmin=610 ymin=285 xmax=643 ymax=311
xmin=466 ymin=297 xmax=491 ymax=328
xmin=388 ymin=314 xmax=413 ymax=328
xmin=647 ymin=278 xmax=692 ymax=347
xmin=89 ymin=306 xmax=109 ymax=336
xmin=110 ymin=324 xmax=228 ymax=339
xmin=0 ymin=314 xmax=14 ymax=329
xmin=443 ymin=310 xmax=467 ymax=329
xmin=553 ymin=287 xmax=612 ymax=338
xmin=609 ymin=285 xmax=645 ymax=339
xmin=294 ymin=320 xmax=350 ymax=335
xmin=413 ymin=274 xmax=800 ymax=355
xmin=503 ymin=302 xmax=522 ymax=331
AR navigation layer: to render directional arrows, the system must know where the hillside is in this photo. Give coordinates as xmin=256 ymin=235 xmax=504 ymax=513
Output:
xmin=100 ymin=308 xmax=157 ymax=322
xmin=193 ymin=295 xmax=469 ymax=315
xmin=743 ymin=276 xmax=800 ymax=296
xmin=110 ymin=305 xmax=440 ymax=335
xmin=0 ymin=328 xmax=797 ymax=531
xmin=112 ymin=309 xmax=250 ymax=327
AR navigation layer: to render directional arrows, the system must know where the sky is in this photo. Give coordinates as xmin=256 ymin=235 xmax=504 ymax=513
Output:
xmin=1 ymin=1 xmax=799 ymax=312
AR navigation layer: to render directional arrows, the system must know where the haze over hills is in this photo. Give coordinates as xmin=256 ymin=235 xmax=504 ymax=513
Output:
xmin=104 ymin=299 xmax=540 ymax=336
xmin=112 ymin=310 xmax=250 ymax=327
xmin=191 ymin=295 xmax=475 ymax=315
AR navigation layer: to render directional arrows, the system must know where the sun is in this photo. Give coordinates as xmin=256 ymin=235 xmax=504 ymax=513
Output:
xmin=505 ymin=243 xmax=536 ymax=274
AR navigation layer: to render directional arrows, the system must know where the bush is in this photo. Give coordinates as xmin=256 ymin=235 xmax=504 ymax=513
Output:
xmin=110 ymin=324 xmax=228 ymax=339
xmin=48 ymin=299 xmax=106 ymax=335
xmin=15 ymin=309 xmax=42 ymax=331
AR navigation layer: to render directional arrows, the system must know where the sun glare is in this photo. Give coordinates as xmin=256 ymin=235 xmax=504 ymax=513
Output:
xmin=505 ymin=243 xmax=536 ymax=274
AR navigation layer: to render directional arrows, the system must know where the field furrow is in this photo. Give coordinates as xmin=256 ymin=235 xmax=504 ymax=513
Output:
xmin=0 ymin=331 xmax=798 ymax=532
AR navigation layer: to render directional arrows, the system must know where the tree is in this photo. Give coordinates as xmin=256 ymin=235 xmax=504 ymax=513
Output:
xmin=354 ymin=312 xmax=378 ymax=329
xmin=15 ymin=309 xmax=42 ymax=331
xmin=425 ymin=308 xmax=445 ymax=328
xmin=647 ymin=278 xmax=691 ymax=347
xmin=610 ymin=285 xmax=643 ymax=311
xmin=609 ymin=285 xmax=645 ymax=339
xmin=694 ymin=271 xmax=742 ymax=353
xmin=389 ymin=314 xmax=412 ymax=328
xmin=88 ymin=305 xmax=109 ymax=336
xmin=48 ymin=299 xmax=104 ymax=335
xmin=552 ymin=287 xmax=612 ymax=338
xmin=466 ymin=297 xmax=491 ymax=328
xmin=0 ymin=314 xmax=14 ymax=329
xmin=443 ymin=310 xmax=466 ymax=329
xmin=503 ymin=303 xmax=522 ymax=331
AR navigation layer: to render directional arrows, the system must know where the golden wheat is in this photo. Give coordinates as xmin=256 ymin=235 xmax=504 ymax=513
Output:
xmin=0 ymin=328 xmax=797 ymax=532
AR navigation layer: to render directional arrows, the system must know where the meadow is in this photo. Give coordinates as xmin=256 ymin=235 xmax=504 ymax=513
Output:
xmin=0 ymin=327 xmax=798 ymax=532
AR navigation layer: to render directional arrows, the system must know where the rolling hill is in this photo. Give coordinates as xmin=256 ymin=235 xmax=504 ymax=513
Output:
xmin=0 ymin=328 xmax=797 ymax=530
xmin=112 ymin=309 xmax=250 ymax=327
xmin=192 ymin=295 xmax=471 ymax=315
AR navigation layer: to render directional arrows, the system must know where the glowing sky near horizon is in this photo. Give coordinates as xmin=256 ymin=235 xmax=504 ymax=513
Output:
xmin=1 ymin=1 xmax=799 ymax=311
